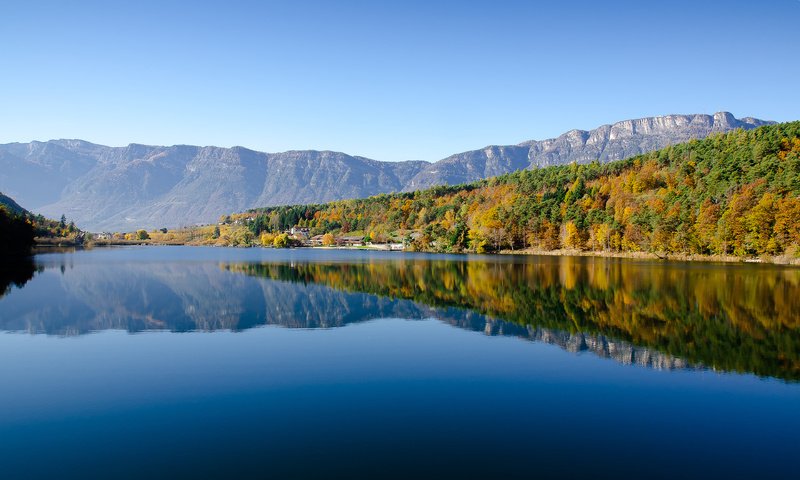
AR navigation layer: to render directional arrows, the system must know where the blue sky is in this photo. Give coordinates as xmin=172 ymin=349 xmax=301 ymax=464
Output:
xmin=1 ymin=0 xmax=798 ymax=161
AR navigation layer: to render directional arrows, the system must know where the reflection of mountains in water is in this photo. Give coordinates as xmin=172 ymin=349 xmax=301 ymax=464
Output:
xmin=1 ymin=262 xmax=417 ymax=333
xmin=0 ymin=259 xmax=695 ymax=373
xmin=483 ymin=321 xmax=692 ymax=371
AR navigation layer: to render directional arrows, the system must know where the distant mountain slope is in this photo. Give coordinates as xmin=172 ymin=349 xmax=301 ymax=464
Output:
xmin=0 ymin=112 xmax=771 ymax=231
xmin=0 ymin=142 xmax=427 ymax=231
xmin=0 ymin=139 xmax=102 ymax=209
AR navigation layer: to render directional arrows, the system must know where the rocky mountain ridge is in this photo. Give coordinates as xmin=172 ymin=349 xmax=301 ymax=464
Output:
xmin=403 ymin=111 xmax=773 ymax=189
xmin=0 ymin=112 xmax=772 ymax=231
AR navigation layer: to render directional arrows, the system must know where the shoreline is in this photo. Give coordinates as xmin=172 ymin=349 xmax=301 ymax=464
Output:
xmin=35 ymin=240 xmax=800 ymax=266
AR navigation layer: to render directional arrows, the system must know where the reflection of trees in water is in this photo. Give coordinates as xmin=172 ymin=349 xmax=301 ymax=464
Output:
xmin=0 ymin=257 xmax=37 ymax=298
xmin=227 ymin=258 xmax=800 ymax=381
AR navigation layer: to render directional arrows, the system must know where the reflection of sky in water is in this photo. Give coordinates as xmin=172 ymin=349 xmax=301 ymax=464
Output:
xmin=0 ymin=320 xmax=798 ymax=479
xmin=0 ymin=247 xmax=799 ymax=478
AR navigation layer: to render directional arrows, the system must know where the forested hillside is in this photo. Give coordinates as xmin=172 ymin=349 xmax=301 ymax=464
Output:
xmin=241 ymin=122 xmax=800 ymax=258
xmin=0 ymin=192 xmax=84 ymax=252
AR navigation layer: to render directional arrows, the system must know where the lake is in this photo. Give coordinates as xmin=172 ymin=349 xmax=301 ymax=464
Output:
xmin=0 ymin=246 xmax=798 ymax=479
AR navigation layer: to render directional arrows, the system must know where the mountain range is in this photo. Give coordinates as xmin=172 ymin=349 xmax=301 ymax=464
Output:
xmin=0 ymin=112 xmax=772 ymax=231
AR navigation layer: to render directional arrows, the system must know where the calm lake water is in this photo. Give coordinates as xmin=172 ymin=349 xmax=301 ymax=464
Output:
xmin=1 ymin=246 xmax=798 ymax=479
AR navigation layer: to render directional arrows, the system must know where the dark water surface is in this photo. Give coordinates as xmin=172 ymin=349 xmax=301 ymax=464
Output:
xmin=0 ymin=247 xmax=798 ymax=479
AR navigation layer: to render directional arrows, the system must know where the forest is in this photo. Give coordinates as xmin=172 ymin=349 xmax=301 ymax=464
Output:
xmin=233 ymin=122 xmax=800 ymax=258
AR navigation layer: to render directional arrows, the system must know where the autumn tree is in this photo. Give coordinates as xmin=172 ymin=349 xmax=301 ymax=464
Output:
xmin=693 ymin=198 xmax=721 ymax=254
xmin=563 ymin=221 xmax=584 ymax=250
xmin=746 ymin=192 xmax=777 ymax=254
xmin=273 ymin=233 xmax=290 ymax=248
xmin=321 ymin=233 xmax=336 ymax=246
xmin=260 ymin=231 xmax=276 ymax=246
xmin=774 ymin=196 xmax=800 ymax=251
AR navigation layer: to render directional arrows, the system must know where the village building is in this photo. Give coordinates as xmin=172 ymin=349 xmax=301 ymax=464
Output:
xmin=337 ymin=235 xmax=363 ymax=247
xmin=309 ymin=234 xmax=325 ymax=246
xmin=290 ymin=226 xmax=310 ymax=239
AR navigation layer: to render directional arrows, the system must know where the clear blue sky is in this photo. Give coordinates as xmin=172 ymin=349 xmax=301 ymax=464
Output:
xmin=1 ymin=0 xmax=798 ymax=161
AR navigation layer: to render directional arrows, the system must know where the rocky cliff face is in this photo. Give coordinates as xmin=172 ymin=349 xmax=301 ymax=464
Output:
xmin=404 ymin=112 xmax=773 ymax=190
xmin=0 ymin=112 xmax=771 ymax=231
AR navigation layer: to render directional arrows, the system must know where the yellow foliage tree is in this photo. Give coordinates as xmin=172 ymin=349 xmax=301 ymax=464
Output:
xmin=273 ymin=233 xmax=289 ymax=248
xmin=563 ymin=221 xmax=583 ymax=250
xmin=590 ymin=223 xmax=611 ymax=251
xmin=774 ymin=196 xmax=800 ymax=251
xmin=746 ymin=192 xmax=776 ymax=254
xmin=321 ymin=233 xmax=336 ymax=246
xmin=260 ymin=232 xmax=276 ymax=247
xmin=693 ymin=198 xmax=721 ymax=254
